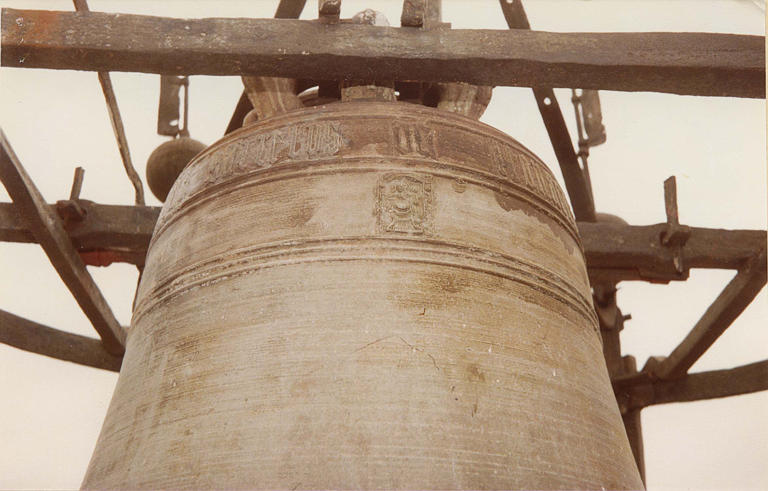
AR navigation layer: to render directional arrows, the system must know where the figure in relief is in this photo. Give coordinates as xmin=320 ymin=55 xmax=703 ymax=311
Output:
xmin=375 ymin=173 xmax=434 ymax=235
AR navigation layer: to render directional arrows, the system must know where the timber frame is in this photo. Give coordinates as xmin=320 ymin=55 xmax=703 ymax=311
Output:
xmin=1 ymin=0 xmax=766 ymax=485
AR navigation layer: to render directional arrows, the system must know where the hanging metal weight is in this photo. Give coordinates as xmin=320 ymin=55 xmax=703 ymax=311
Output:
xmin=146 ymin=75 xmax=207 ymax=202
xmin=83 ymin=99 xmax=644 ymax=489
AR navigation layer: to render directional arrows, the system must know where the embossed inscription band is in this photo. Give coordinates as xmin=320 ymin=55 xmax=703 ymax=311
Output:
xmin=163 ymin=121 xmax=344 ymax=209
xmin=491 ymin=141 xmax=573 ymax=220
xmin=162 ymin=108 xmax=573 ymax=231
xmin=391 ymin=122 xmax=438 ymax=159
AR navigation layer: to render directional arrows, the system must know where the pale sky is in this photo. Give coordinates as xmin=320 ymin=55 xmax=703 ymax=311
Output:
xmin=1 ymin=1 xmax=766 ymax=489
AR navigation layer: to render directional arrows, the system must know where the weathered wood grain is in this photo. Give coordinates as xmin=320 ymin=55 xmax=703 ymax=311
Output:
xmin=618 ymin=360 xmax=768 ymax=410
xmin=0 ymin=201 xmax=158 ymax=266
xmin=650 ymin=248 xmax=767 ymax=380
xmin=2 ymin=8 xmax=764 ymax=97
xmin=579 ymin=222 xmax=767 ymax=283
xmin=0 ymin=131 xmax=126 ymax=354
xmin=0 ymin=309 xmax=122 ymax=372
xmin=650 ymin=360 xmax=768 ymax=405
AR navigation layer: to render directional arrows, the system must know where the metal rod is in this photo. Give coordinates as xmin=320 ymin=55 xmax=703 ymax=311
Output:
xmin=69 ymin=166 xmax=85 ymax=200
xmin=180 ymin=78 xmax=190 ymax=137
xmin=72 ymin=0 xmax=146 ymax=205
xmin=498 ymin=0 xmax=597 ymax=222
xmin=274 ymin=0 xmax=307 ymax=19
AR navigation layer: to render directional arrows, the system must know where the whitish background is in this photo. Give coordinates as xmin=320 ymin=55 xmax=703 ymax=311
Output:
xmin=1 ymin=1 xmax=766 ymax=489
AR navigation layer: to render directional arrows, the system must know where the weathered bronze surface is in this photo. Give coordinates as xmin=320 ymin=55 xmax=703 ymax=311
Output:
xmin=83 ymin=101 xmax=643 ymax=489
xmin=145 ymin=137 xmax=207 ymax=202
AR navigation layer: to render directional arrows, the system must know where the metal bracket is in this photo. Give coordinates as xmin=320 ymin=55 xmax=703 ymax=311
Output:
xmin=660 ymin=176 xmax=691 ymax=273
xmin=56 ymin=167 xmax=86 ymax=223
xmin=572 ymin=89 xmax=607 ymax=150
xmin=318 ymin=0 xmax=341 ymax=23
xmin=157 ymin=75 xmax=189 ymax=137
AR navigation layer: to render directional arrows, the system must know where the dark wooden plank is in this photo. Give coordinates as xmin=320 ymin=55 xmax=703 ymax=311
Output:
xmin=2 ymin=8 xmax=764 ymax=98
xmin=651 ymin=360 xmax=768 ymax=405
xmin=0 ymin=309 xmax=122 ymax=372
xmin=0 ymin=130 xmax=126 ymax=354
xmin=579 ymin=222 xmax=766 ymax=283
xmin=652 ymin=248 xmax=767 ymax=380
xmin=620 ymin=360 xmax=768 ymax=410
xmin=0 ymin=201 xmax=158 ymax=254
xmin=498 ymin=0 xmax=595 ymax=221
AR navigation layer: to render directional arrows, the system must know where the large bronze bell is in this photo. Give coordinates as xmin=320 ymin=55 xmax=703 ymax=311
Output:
xmin=83 ymin=98 xmax=643 ymax=489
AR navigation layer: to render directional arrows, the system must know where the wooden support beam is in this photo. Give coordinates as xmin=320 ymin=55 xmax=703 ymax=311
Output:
xmin=3 ymin=203 xmax=763 ymax=279
xmin=598 ymin=296 xmax=645 ymax=482
xmin=618 ymin=360 xmax=768 ymax=410
xmin=650 ymin=360 xmax=768 ymax=406
xmin=2 ymin=8 xmax=764 ymax=98
xmin=649 ymin=249 xmax=767 ymax=380
xmin=498 ymin=0 xmax=596 ymax=222
xmin=0 ymin=201 xmax=158 ymax=265
xmin=0 ymin=131 xmax=126 ymax=354
xmin=0 ymin=309 xmax=122 ymax=372
xmin=579 ymin=222 xmax=766 ymax=283
xmin=318 ymin=0 xmax=341 ymax=22
xmin=617 ymin=356 xmax=645 ymax=483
